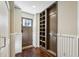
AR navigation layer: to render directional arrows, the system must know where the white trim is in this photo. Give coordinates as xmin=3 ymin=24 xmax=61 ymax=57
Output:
xmin=49 ymin=11 xmax=56 ymax=16
xmin=10 ymin=32 xmax=22 ymax=36
xmin=22 ymin=45 xmax=33 ymax=50
xmin=47 ymin=50 xmax=56 ymax=56
xmin=57 ymin=33 xmax=77 ymax=37
xmin=10 ymin=32 xmax=22 ymax=56
xmin=5 ymin=1 xmax=10 ymax=10
xmin=57 ymin=33 xmax=78 ymax=57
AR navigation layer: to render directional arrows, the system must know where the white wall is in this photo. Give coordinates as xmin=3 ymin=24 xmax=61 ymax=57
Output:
xmin=57 ymin=1 xmax=78 ymax=57
xmin=33 ymin=14 xmax=40 ymax=47
xmin=58 ymin=1 xmax=77 ymax=35
xmin=22 ymin=11 xmax=34 ymax=19
xmin=77 ymin=2 xmax=79 ymax=36
xmin=0 ymin=1 xmax=10 ymax=57
xmin=14 ymin=7 xmax=22 ymax=54
xmin=77 ymin=1 xmax=79 ymax=56
xmin=9 ymin=1 xmax=22 ymax=56
xmin=14 ymin=7 xmax=22 ymax=33
xmin=36 ymin=13 xmax=40 ymax=47
xmin=33 ymin=14 xmax=37 ymax=47
xmin=9 ymin=1 xmax=15 ymax=57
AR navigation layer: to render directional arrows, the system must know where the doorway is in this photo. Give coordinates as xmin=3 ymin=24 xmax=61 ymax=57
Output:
xmin=22 ymin=17 xmax=33 ymax=49
xmin=47 ymin=3 xmax=57 ymax=56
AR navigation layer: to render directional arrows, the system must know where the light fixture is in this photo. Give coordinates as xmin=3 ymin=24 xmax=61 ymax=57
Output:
xmin=32 ymin=6 xmax=36 ymax=8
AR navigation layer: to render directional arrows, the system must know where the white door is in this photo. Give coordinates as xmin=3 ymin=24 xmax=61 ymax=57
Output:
xmin=0 ymin=2 xmax=10 ymax=57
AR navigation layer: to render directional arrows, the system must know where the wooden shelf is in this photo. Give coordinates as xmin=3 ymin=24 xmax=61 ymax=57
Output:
xmin=40 ymin=10 xmax=47 ymax=49
xmin=40 ymin=24 xmax=45 ymax=25
xmin=40 ymin=20 xmax=45 ymax=22
xmin=40 ymin=41 xmax=45 ymax=48
xmin=40 ymin=40 xmax=46 ymax=43
xmin=40 ymin=28 xmax=45 ymax=29
xmin=40 ymin=15 xmax=45 ymax=18
xmin=40 ymin=31 xmax=45 ymax=32
xmin=40 ymin=35 xmax=45 ymax=37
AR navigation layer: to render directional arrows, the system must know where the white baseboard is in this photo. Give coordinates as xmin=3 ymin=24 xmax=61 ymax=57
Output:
xmin=22 ymin=45 xmax=33 ymax=50
xmin=47 ymin=50 xmax=56 ymax=56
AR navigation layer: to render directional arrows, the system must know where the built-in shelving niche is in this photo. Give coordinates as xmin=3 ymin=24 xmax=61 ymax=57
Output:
xmin=39 ymin=10 xmax=47 ymax=49
xmin=39 ymin=2 xmax=57 ymax=56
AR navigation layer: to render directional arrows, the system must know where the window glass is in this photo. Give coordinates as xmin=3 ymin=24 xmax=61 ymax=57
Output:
xmin=23 ymin=18 xmax=32 ymax=27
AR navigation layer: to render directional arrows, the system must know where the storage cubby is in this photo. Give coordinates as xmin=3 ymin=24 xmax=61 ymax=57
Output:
xmin=39 ymin=2 xmax=57 ymax=56
xmin=39 ymin=10 xmax=47 ymax=49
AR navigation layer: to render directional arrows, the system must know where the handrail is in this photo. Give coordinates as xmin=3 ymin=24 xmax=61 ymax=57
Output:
xmin=0 ymin=37 xmax=6 ymax=49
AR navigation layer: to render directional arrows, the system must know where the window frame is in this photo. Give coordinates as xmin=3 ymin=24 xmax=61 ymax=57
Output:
xmin=22 ymin=17 xmax=33 ymax=28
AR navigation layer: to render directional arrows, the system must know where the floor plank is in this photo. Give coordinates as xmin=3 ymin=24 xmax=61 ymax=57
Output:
xmin=15 ymin=47 xmax=55 ymax=57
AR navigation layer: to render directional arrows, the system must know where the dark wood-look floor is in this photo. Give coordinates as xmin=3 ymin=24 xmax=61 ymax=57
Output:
xmin=15 ymin=47 xmax=55 ymax=57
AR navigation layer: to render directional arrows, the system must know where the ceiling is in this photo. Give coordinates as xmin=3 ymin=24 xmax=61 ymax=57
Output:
xmin=14 ymin=1 xmax=55 ymax=14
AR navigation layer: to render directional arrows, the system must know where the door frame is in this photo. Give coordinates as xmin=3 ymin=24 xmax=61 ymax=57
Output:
xmin=47 ymin=2 xmax=58 ymax=57
xmin=21 ymin=17 xmax=33 ymax=49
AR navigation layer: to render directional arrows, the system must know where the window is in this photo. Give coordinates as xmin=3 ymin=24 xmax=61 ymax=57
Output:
xmin=22 ymin=18 xmax=32 ymax=27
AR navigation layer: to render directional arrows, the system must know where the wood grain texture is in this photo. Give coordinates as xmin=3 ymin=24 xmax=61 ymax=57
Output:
xmin=15 ymin=47 xmax=55 ymax=57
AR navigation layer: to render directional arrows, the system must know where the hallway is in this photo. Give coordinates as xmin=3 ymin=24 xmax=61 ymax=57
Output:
xmin=15 ymin=47 xmax=55 ymax=57
xmin=0 ymin=1 xmax=79 ymax=57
